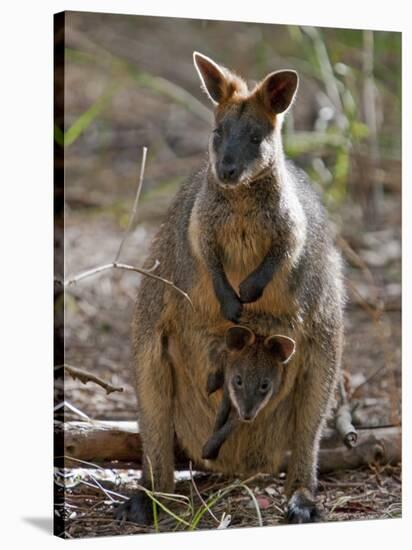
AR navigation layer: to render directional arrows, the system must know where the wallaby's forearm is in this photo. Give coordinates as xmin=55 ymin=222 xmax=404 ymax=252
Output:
xmin=239 ymin=243 xmax=286 ymax=303
xmin=205 ymin=243 xmax=243 ymax=323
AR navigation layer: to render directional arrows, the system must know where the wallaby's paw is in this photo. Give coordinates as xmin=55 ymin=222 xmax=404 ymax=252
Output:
xmin=286 ymin=490 xmax=322 ymax=524
xmin=239 ymin=278 xmax=264 ymax=304
xmin=221 ymin=297 xmax=243 ymax=324
xmin=114 ymin=492 xmax=153 ymax=525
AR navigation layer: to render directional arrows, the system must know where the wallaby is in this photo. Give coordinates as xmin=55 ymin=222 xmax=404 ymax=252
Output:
xmin=115 ymin=52 xmax=344 ymax=526
xmin=202 ymin=326 xmax=296 ymax=460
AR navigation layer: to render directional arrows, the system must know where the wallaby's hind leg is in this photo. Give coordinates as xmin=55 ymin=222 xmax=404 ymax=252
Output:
xmin=115 ymin=330 xmax=175 ymax=525
xmin=285 ymin=329 xmax=342 ymax=524
xmin=286 ymin=488 xmax=322 ymax=524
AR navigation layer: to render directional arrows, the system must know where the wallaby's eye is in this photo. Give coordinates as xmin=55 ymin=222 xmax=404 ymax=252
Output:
xmin=250 ymin=134 xmax=261 ymax=145
xmin=233 ymin=374 xmax=243 ymax=388
xmin=260 ymin=379 xmax=271 ymax=394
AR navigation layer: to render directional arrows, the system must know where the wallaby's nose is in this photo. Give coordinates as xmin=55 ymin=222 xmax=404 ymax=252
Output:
xmin=219 ymin=158 xmax=238 ymax=183
xmin=222 ymin=165 xmax=236 ymax=181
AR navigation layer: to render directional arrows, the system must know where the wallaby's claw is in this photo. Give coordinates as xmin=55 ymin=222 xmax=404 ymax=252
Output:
xmin=114 ymin=492 xmax=153 ymax=526
xmin=286 ymin=490 xmax=322 ymax=524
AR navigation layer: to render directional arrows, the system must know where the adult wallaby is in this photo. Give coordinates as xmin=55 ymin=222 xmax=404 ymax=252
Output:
xmin=115 ymin=52 xmax=344 ymax=526
xmin=203 ymin=326 xmax=296 ymax=460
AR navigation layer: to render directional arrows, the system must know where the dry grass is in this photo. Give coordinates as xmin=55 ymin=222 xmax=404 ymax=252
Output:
xmin=54 ymin=463 xmax=401 ymax=539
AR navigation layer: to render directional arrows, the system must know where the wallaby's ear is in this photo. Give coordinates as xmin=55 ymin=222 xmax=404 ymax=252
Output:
xmin=193 ymin=51 xmax=246 ymax=105
xmin=193 ymin=52 xmax=229 ymax=104
xmin=225 ymin=326 xmax=255 ymax=351
xmin=264 ymin=335 xmax=296 ymax=364
xmin=258 ymin=70 xmax=298 ymax=115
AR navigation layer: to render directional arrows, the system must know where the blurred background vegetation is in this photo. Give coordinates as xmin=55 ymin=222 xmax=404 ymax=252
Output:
xmin=59 ymin=12 xmax=401 ymax=228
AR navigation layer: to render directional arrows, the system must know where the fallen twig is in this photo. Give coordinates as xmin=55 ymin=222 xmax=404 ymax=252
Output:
xmin=57 ymin=364 xmax=124 ymax=395
xmin=335 ymin=376 xmax=358 ymax=448
xmin=57 ymin=420 xmax=400 ymax=472
xmin=335 ymin=403 xmax=358 ymax=449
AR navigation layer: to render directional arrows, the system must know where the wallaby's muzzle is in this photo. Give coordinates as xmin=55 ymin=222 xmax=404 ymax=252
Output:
xmin=218 ymin=156 xmax=242 ymax=184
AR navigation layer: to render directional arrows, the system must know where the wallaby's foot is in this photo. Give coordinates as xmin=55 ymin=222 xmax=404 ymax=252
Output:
xmin=220 ymin=296 xmax=243 ymax=324
xmin=286 ymin=489 xmax=322 ymax=524
xmin=201 ymin=440 xmax=220 ymax=460
xmin=239 ymin=277 xmax=265 ymax=304
xmin=115 ymin=492 xmax=153 ymax=525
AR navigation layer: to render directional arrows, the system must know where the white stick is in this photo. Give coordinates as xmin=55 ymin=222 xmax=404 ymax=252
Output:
xmin=115 ymin=146 xmax=148 ymax=263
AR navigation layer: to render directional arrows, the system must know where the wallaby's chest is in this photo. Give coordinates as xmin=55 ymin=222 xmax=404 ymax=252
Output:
xmin=188 ymin=193 xmax=298 ymax=320
xmin=217 ymin=210 xmax=272 ymax=274
xmin=189 ymin=199 xmax=273 ymax=273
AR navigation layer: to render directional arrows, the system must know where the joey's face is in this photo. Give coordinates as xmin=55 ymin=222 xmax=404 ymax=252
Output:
xmin=227 ymin=357 xmax=282 ymax=422
xmin=209 ymin=105 xmax=276 ymax=188
xmin=222 ymin=326 xmax=296 ymax=423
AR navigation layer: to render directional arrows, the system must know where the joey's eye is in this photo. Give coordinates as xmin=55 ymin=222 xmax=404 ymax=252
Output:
xmin=233 ymin=375 xmax=243 ymax=388
xmin=250 ymin=134 xmax=261 ymax=145
xmin=259 ymin=379 xmax=271 ymax=393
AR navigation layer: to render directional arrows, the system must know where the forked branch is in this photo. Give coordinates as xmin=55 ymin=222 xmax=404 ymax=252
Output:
xmin=64 ymin=147 xmax=193 ymax=307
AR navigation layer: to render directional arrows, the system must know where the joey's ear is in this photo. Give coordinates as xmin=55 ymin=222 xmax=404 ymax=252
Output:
xmin=264 ymin=335 xmax=296 ymax=364
xmin=193 ymin=51 xmax=246 ymax=105
xmin=258 ymin=70 xmax=298 ymax=115
xmin=225 ymin=326 xmax=255 ymax=351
